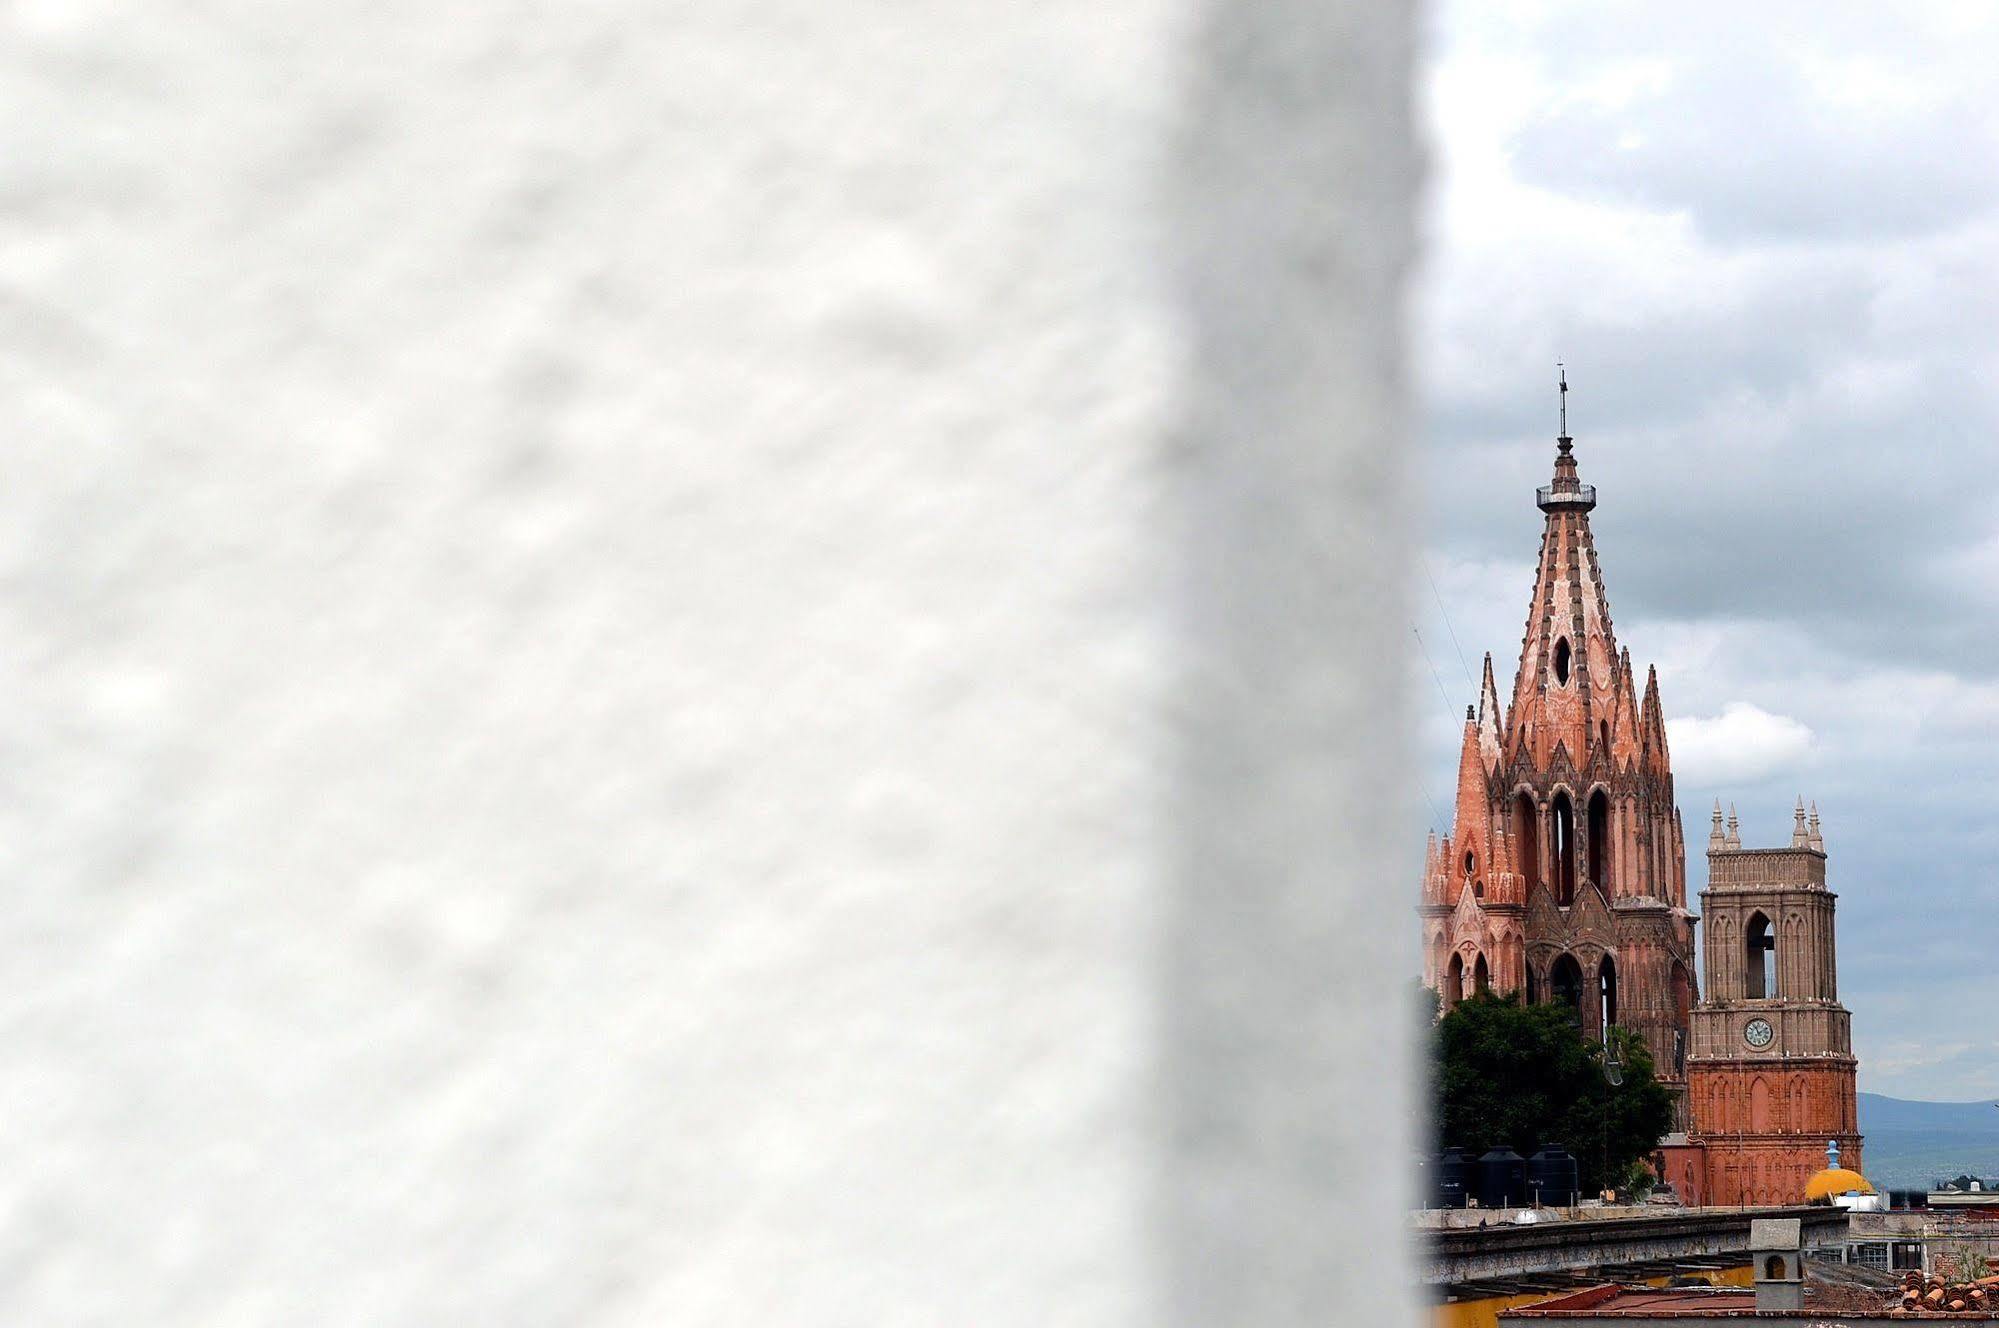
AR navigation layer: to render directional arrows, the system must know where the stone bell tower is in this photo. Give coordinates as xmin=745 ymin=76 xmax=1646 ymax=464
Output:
xmin=1419 ymin=378 xmax=1698 ymax=1125
xmin=1679 ymin=800 xmax=1861 ymax=1207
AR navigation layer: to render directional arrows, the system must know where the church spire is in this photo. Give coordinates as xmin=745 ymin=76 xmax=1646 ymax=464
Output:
xmin=1539 ymin=368 xmax=1596 ymax=515
xmin=1510 ymin=384 xmax=1617 ymax=762
xmin=1476 ymin=652 xmax=1503 ymax=769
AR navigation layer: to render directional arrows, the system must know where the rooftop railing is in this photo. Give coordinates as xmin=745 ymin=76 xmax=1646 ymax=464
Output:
xmin=1537 ymin=483 xmax=1597 ymax=507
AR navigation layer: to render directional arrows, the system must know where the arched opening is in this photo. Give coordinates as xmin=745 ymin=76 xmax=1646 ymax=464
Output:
xmin=1586 ymin=789 xmax=1610 ymax=889
xmin=1746 ymin=911 xmax=1776 ymax=998
xmin=1598 ymin=719 xmax=1610 ymax=755
xmin=1526 ymin=964 xmax=1542 ymax=1004
xmin=1549 ymin=954 xmax=1584 ymax=1025
xmin=1554 ymin=637 xmax=1572 ymax=685
xmin=1764 ymin=1255 xmax=1786 ymax=1281
xmin=1472 ymin=953 xmax=1490 ymax=994
xmin=1670 ymin=960 xmax=1693 ymax=1076
xmin=1598 ymin=953 xmax=1618 ymax=1040
xmin=1472 ymin=878 xmax=1484 ymax=898
xmin=1551 ymin=791 xmax=1576 ymax=905
xmin=1513 ymin=792 xmax=1541 ymax=888
xmin=1444 ymin=954 xmax=1464 ymax=1010
xmin=1750 ymin=1077 xmax=1772 ymax=1131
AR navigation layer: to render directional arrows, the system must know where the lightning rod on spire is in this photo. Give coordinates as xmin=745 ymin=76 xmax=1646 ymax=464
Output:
xmin=1558 ymin=361 xmax=1569 ymax=440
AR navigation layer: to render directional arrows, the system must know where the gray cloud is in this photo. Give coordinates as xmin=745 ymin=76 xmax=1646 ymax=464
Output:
xmin=1512 ymin=43 xmax=1999 ymax=245
xmin=1420 ymin=1 xmax=1999 ymax=1099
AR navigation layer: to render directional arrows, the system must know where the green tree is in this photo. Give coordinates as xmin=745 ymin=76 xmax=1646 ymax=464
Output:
xmin=1432 ymin=991 xmax=1673 ymax=1196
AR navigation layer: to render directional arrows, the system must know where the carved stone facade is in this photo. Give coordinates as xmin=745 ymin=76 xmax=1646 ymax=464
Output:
xmin=1419 ymin=430 xmax=1698 ymax=1126
xmin=1664 ymin=804 xmax=1861 ymax=1207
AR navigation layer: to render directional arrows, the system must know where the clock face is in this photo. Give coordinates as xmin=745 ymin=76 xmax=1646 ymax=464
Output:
xmin=1744 ymin=1018 xmax=1775 ymax=1049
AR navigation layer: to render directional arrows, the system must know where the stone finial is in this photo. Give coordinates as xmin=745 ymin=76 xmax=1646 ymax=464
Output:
xmin=1828 ymin=1139 xmax=1841 ymax=1170
xmin=1808 ymin=801 xmax=1823 ymax=852
xmin=1791 ymin=796 xmax=1811 ymax=848
xmin=1725 ymin=804 xmax=1741 ymax=850
xmin=1709 ymin=800 xmax=1727 ymax=851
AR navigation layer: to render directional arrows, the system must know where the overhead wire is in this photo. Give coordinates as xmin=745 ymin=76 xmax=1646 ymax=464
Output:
xmin=1421 ymin=554 xmax=1477 ymax=692
xmin=1410 ymin=624 xmax=1460 ymax=832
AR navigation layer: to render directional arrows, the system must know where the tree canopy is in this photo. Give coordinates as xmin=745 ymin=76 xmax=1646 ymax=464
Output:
xmin=1430 ymin=990 xmax=1674 ymax=1195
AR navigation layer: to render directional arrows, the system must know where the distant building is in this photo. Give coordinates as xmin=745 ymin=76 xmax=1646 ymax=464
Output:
xmin=1418 ymin=383 xmax=1867 ymax=1198
xmin=1419 ymin=421 xmax=1695 ymax=1126
xmin=1929 ymin=1177 xmax=1999 ymax=1210
xmin=1499 ymin=1216 xmax=1997 ymax=1323
xmin=1659 ymin=813 xmax=1863 ymax=1207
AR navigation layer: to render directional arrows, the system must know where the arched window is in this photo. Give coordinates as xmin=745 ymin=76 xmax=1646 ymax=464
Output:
xmin=1514 ymin=792 xmax=1541 ymax=887
xmin=1549 ymin=954 xmax=1584 ymax=1025
xmin=1598 ymin=953 xmax=1618 ymax=1040
xmin=1765 ymin=1255 xmax=1787 ymax=1281
xmin=1746 ymin=912 xmax=1776 ymax=999
xmin=1472 ymin=953 xmax=1490 ymax=994
xmin=1670 ymin=960 xmax=1693 ymax=1076
xmin=1586 ymin=789 xmax=1610 ymax=890
xmin=1551 ymin=792 xmax=1576 ymax=905
xmin=1526 ymin=964 xmax=1542 ymax=1004
xmin=1554 ymin=637 xmax=1572 ymax=685
xmin=1444 ymin=954 xmax=1464 ymax=1010
xmin=1598 ymin=719 xmax=1610 ymax=755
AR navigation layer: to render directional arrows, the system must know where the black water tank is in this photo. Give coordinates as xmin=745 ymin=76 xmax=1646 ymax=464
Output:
xmin=1477 ymin=1147 xmax=1526 ymax=1210
xmin=1435 ymin=1146 xmax=1473 ymax=1208
xmin=1526 ymin=1145 xmax=1579 ymax=1207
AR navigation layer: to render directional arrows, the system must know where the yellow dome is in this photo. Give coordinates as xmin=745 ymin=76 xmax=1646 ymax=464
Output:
xmin=1805 ymin=1167 xmax=1874 ymax=1202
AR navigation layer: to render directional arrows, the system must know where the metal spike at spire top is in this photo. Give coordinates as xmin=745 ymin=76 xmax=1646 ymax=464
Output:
xmin=1557 ymin=362 xmax=1570 ymax=447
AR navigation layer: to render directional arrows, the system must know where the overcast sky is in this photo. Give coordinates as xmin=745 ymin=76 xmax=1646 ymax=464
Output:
xmin=1416 ymin=1 xmax=1999 ymax=1101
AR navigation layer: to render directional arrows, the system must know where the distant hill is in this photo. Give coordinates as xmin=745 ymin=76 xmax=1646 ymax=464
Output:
xmin=1859 ymin=1092 xmax=1999 ymax=1190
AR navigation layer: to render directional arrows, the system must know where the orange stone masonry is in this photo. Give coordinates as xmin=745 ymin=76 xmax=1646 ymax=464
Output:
xmin=1664 ymin=801 xmax=1862 ymax=1207
xmin=1419 ymin=428 xmax=1698 ymax=1126
xmin=1421 ymin=403 xmax=1865 ymax=1201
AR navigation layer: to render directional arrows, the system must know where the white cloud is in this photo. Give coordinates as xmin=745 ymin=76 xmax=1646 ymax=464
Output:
xmin=1666 ymin=702 xmax=1814 ymax=785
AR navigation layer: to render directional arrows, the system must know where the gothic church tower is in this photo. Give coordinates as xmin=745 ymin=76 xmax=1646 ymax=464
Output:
xmin=1677 ymin=801 xmax=1861 ymax=1206
xmin=1420 ymin=406 xmax=1698 ymax=1124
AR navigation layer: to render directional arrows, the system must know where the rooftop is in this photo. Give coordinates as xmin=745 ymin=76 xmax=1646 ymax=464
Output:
xmin=1503 ymin=1268 xmax=1999 ymax=1321
xmin=1502 ymin=1283 xmax=1899 ymax=1319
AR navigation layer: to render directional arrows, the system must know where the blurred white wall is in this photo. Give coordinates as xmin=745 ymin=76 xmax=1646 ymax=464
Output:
xmin=0 ymin=1 xmax=1419 ymax=1323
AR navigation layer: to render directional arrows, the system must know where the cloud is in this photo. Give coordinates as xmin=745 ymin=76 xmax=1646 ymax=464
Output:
xmin=1665 ymin=702 xmax=1814 ymax=786
xmin=1420 ymin=0 xmax=1999 ymax=1100
xmin=1510 ymin=40 xmax=1999 ymax=246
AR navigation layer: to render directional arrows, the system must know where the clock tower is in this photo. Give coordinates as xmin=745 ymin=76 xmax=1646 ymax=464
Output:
xmin=1675 ymin=800 xmax=1861 ymax=1207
